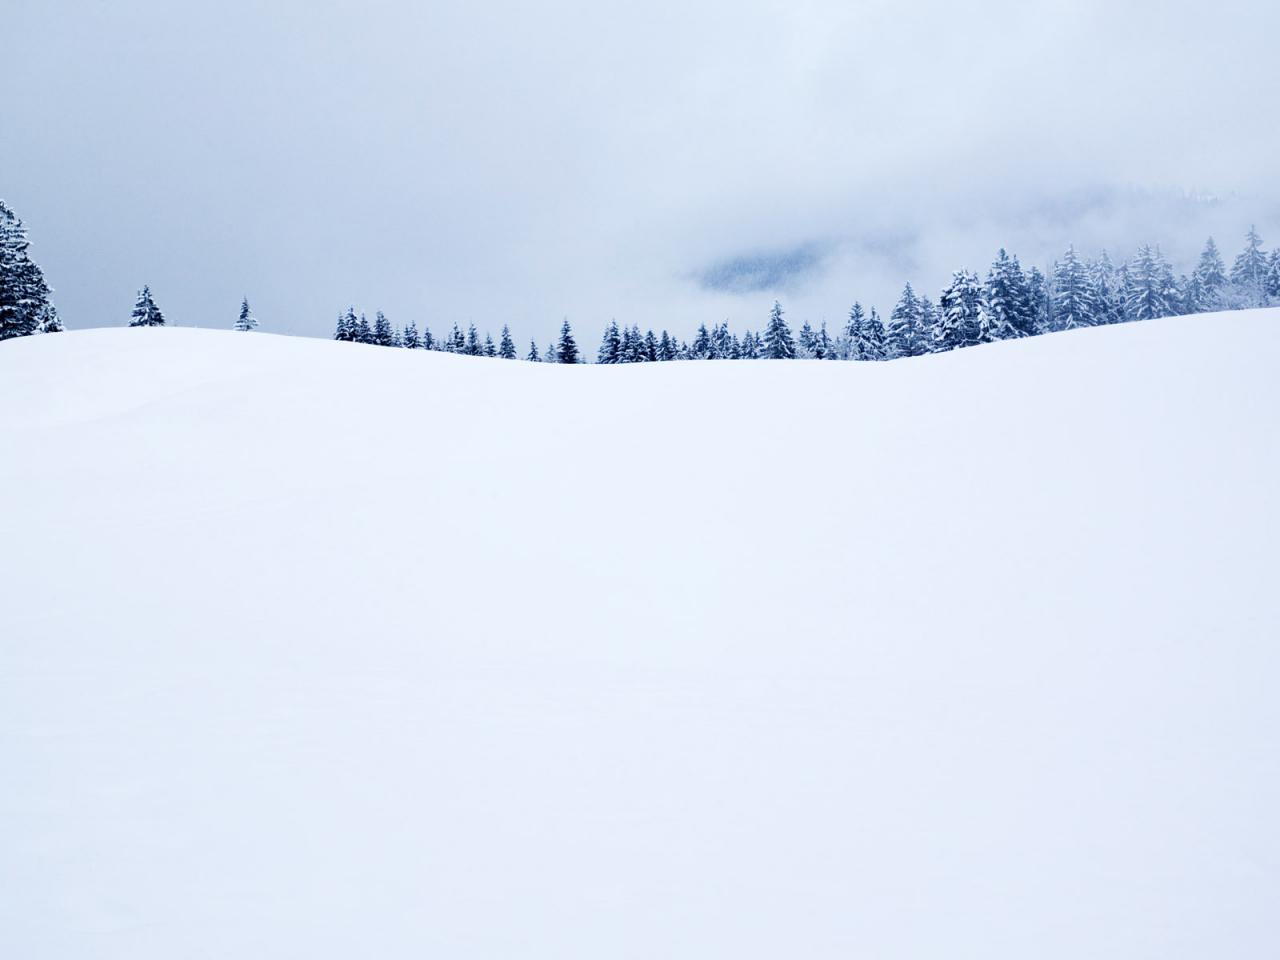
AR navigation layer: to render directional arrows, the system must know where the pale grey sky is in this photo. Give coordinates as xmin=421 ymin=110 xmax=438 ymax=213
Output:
xmin=5 ymin=0 xmax=1278 ymax=343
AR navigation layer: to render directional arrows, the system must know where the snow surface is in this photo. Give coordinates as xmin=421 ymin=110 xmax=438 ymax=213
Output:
xmin=2 ymin=312 xmax=1279 ymax=958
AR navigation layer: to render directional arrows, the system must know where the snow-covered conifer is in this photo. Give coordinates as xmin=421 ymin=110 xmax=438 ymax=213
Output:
xmin=1052 ymin=246 xmax=1096 ymax=330
xmin=129 ymin=286 xmax=165 ymax=327
xmin=526 ymin=338 xmax=541 ymax=362
xmin=885 ymin=283 xmax=924 ymax=358
xmin=936 ymin=270 xmax=982 ymax=350
xmin=763 ymin=301 xmax=795 ymax=359
xmin=657 ymin=330 xmax=677 ymax=361
xmin=982 ymin=251 xmax=1033 ymax=340
xmin=643 ymin=329 xmax=658 ymax=361
xmin=499 ymin=324 xmax=517 ymax=359
xmin=234 ymin=297 xmax=258 ymax=332
xmin=556 ymin=320 xmax=580 ymax=363
xmin=0 ymin=200 xmax=57 ymax=340
xmin=402 ymin=320 xmax=421 ymax=349
xmin=1230 ymin=226 xmax=1268 ymax=304
xmin=1192 ymin=238 xmax=1227 ymax=309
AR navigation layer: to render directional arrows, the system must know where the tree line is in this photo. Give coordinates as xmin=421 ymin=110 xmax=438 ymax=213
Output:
xmin=3 ymin=195 xmax=1278 ymax=358
xmin=322 ymin=227 xmax=1280 ymax=362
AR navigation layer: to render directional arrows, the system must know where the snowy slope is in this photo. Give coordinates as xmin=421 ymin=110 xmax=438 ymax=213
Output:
xmin=2 ymin=311 xmax=1279 ymax=959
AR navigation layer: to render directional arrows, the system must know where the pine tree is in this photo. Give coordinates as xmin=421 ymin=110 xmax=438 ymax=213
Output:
xmin=797 ymin=319 xmax=817 ymax=358
xmin=762 ymin=301 xmax=795 ymax=359
xmin=936 ymin=270 xmax=982 ymax=351
xmin=334 ymin=308 xmax=356 ymax=341
xmin=370 ymin=310 xmax=392 ymax=346
xmin=402 ymin=320 xmax=421 ymax=349
xmin=499 ymin=324 xmax=517 ymax=359
xmin=814 ymin=320 xmax=833 ymax=359
xmin=1052 ymin=246 xmax=1096 ymax=330
xmin=450 ymin=325 xmax=471 ymax=355
xmin=711 ymin=322 xmax=734 ymax=359
xmin=543 ymin=341 xmax=558 ymax=363
xmin=691 ymin=323 xmax=712 ymax=359
xmin=597 ymin=320 xmax=621 ymax=363
xmin=643 ymin=329 xmax=659 ymax=362
xmin=1230 ymin=225 xmax=1268 ymax=304
xmin=622 ymin=324 xmax=646 ymax=363
xmin=1265 ymin=250 xmax=1280 ymax=303
xmin=464 ymin=323 xmax=481 ymax=356
xmin=1192 ymin=237 xmax=1227 ymax=309
xmin=885 ymin=283 xmax=924 ymax=358
xmin=657 ymin=330 xmax=677 ymax=361
xmin=481 ymin=333 xmax=494 ymax=357
xmin=1089 ymin=252 xmax=1124 ymax=325
xmin=859 ymin=307 xmax=886 ymax=360
xmin=0 ymin=200 xmax=56 ymax=340
xmin=129 ymin=286 xmax=165 ymax=327
xmin=234 ymin=297 xmax=258 ymax=332
xmin=918 ymin=296 xmax=939 ymax=351
xmin=355 ymin=313 xmax=373 ymax=343
xmin=526 ymin=338 xmax=541 ymax=362
xmin=1124 ymin=245 xmax=1171 ymax=322
xmin=982 ymin=250 xmax=1033 ymax=341
xmin=421 ymin=326 xmax=436 ymax=350
xmin=556 ymin=320 xmax=580 ymax=363
xmin=1026 ymin=266 xmax=1051 ymax=333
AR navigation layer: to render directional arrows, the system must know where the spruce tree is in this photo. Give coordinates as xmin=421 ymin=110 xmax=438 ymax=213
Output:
xmin=402 ymin=320 xmax=421 ymax=349
xmin=465 ymin=323 xmax=481 ymax=356
xmin=643 ymin=329 xmax=659 ymax=362
xmin=885 ymin=283 xmax=924 ymax=358
xmin=556 ymin=320 xmax=580 ymax=363
xmin=937 ymin=270 xmax=982 ymax=351
xmin=657 ymin=330 xmax=677 ymax=361
xmin=597 ymin=320 xmax=621 ymax=363
xmin=1089 ymin=252 xmax=1124 ymax=325
xmin=691 ymin=323 xmax=712 ymax=359
xmin=483 ymin=333 xmax=497 ymax=357
xmin=1193 ymin=237 xmax=1227 ymax=308
xmin=543 ymin=341 xmax=558 ymax=363
xmin=334 ymin=308 xmax=358 ymax=341
xmin=526 ymin=338 xmax=541 ymax=362
xmin=797 ymin=319 xmax=817 ymax=358
xmin=234 ymin=297 xmax=258 ymax=331
xmin=0 ymin=200 xmax=56 ymax=340
xmin=622 ymin=324 xmax=646 ymax=363
xmin=982 ymin=251 xmax=1033 ymax=340
xmin=762 ymin=301 xmax=795 ymax=359
xmin=1265 ymin=250 xmax=1280 ymax=304
xmin=355 ymin=313 xmax=373 ymax=343
xmin=1052 ymin=245 xmax=1096 ymax=330
xmin=1124 ymin=245 xmax=1170 ymax=322
xmin=129 ymin=286 xmax=165 ymax=327
xmin=854 ymin=307 xmax=885 ymax=360
xmin=499 ymin=324 xmax=517 ymax=359
xmin=918 ymin=296 xmax=939 ymax=351
xmin=371 ymin=310 xmax=394 ymax=346
xmin=1026 ymin=266 xmax=1051 ymax=333
xmin=814 ymin=320 xmax=833 ymax=359
xmin=1230 ymin=226 xmax=1268 ymax=304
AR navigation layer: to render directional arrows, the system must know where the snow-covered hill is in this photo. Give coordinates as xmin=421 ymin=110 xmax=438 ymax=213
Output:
xmin=3 ymin=312 xmax=1279 ymax=959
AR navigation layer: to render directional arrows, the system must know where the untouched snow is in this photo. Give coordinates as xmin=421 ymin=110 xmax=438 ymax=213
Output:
xmin=2 ymin=311 xmax=1279 ymax=958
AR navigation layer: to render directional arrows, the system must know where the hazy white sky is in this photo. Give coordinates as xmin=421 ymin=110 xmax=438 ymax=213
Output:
xmin=6 ymin=0 xmax=1278 ymax=342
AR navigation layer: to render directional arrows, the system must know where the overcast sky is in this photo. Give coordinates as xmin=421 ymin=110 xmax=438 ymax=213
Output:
xmin=6 ymin=0 xmax=1278 ymax=343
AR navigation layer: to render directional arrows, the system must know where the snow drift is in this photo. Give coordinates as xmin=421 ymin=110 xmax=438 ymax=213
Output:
xmin=2 ymin=311 xmax=1279 ymax=958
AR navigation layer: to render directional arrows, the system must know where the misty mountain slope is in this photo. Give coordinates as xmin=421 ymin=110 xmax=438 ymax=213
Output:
xmin=2 ymin=311 xmax=1278 ymax=959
